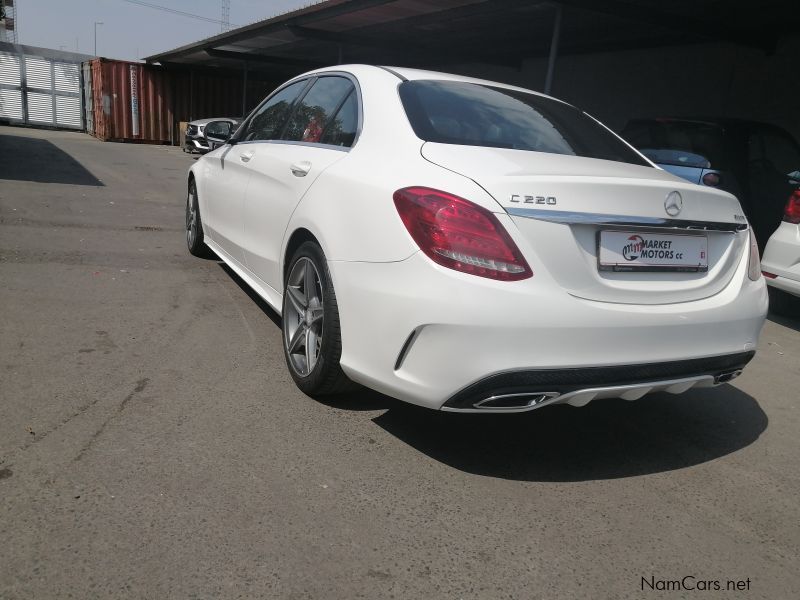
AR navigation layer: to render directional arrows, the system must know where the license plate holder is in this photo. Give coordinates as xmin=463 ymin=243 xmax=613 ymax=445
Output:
xmin=597 ymin=230 xmax=708 ymax=272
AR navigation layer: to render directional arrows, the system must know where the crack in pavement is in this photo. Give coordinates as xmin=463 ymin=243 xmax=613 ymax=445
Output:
xmin=72 ymin=378 xmax=150 ymax=463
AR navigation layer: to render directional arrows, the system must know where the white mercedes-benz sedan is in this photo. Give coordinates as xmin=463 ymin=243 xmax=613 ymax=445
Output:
xmin=186 ymin=65 xmax=768 ymax=412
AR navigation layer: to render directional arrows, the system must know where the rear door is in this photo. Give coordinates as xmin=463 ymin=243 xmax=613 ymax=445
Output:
xmin=203 ymin=79 xmax=310 ymax=263
xmin=240 ymin=75 xmax=359 ymax=292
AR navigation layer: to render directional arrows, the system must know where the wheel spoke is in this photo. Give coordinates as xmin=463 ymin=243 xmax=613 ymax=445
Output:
xmin=308 ymin=306 xmax=324 ymax=328
xmin=305 ymin=327 xmax=316 ymax=372
xmin=287 ymin=324 xmax=306 ymax=354
xmin=304 ymin=259 xmax=317 ymax=305
xmin=286 ymin=284 xmax=306 ymax=315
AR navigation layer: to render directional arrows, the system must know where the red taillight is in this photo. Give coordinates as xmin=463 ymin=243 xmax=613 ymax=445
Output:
xmin=393 ymin=187 xmax=532 ymax=281
xmin=784 ymin=189 xmax=800 ymax=224
xmin=762 ymin=271 xmax=777 ymax=279
xmin=747 ymin=226 xmax=761 ymax=281
xmin=702 ymin=172 xmax=721 ymax=186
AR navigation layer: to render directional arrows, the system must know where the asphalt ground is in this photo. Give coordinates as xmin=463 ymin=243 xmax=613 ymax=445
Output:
xmin=1 ymin=125 xmax=799 ymax=600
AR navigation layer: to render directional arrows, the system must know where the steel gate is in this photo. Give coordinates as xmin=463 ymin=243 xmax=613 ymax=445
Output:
xmin=0 ymin=42 xmax=90 ymax=130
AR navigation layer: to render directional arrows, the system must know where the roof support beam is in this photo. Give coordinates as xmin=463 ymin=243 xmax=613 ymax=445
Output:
xmin=287 ymin=24 xmax=387 ymax=49
xmin=286 ymin=23 xmax=519 ymax=67
xmin=204 ymin=48 xmax=320 ymax=68
xmin=543 ymin=4 xmax=562 ymax=94
xmin=161 ymin=0 xmax=399 ymax=58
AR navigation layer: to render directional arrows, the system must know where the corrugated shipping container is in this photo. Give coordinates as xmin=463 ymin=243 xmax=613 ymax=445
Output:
xmin=86 ymin=57 xmax=283 ymax=145
xmin=88 ymin=58 xmax=173 ymax=143
xmin=168 ymin=71 xmax=277 ymax=144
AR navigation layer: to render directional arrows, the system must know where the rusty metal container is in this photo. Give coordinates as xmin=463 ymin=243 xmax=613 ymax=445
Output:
xmin=168 ymin=70 xmax=278 ymax=143
xmin=87 ymin=58 xmax=173 ymax=143
xmin=85 ymin=57 xmax=283 ymax=145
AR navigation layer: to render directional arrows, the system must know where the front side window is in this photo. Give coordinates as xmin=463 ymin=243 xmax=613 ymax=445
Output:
xmin=241 ymin=79 xmax=308 ymax=142
xmin=282 ymin=76 xmax=355 ymax=144
xmin=400 ymin=80 xmax=649 ymax=166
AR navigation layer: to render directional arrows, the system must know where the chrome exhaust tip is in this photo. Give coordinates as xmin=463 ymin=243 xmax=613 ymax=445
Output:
xmin=714 ymin=369 xmax=743 ymax=384
xmin=473 ymin=392 xmax=560 ymax=410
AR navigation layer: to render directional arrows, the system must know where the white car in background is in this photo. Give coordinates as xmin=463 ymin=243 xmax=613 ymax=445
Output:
xmin=762 ymin=189 xmax=800 ymax=315
xmin=185 ymin=65 xmax=767 ymax=412
xmin=184 ymin=117 xmax=241 ymax=153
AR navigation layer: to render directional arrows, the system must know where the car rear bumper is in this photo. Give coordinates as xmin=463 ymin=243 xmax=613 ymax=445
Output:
xmin=441 ymin=352 xmax=753 ymax=412
xmin=765 ymin=273 xmax=800 ymax=296
xmin=330 ymin=249 xmax=767 ymax=411
xmin=762 ymin=221 xmax=800 ymax=297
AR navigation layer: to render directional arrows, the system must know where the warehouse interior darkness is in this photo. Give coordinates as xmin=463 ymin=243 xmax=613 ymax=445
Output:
xmin=145 ymin=0 xmax=798 ymax=141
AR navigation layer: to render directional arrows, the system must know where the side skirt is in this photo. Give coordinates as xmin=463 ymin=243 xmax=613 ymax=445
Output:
xmin=205 ymin=238 xmax=284 ymax=317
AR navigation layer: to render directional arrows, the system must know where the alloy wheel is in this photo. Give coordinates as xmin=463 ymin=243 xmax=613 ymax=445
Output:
xmin=186 ymin=187 xmax=197 ymax=247
xmin=284 ymin=257 xmax=324 ymax=376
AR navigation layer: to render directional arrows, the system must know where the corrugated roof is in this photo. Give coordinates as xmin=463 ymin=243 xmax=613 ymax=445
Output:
xmin=145 ymin=0 xmax=796 ymax=74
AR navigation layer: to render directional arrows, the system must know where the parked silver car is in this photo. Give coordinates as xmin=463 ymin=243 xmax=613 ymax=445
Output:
xmin=184 ymin=117 xmax=241 ymax=154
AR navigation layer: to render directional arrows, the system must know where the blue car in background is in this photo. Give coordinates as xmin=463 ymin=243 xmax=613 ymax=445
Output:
xmin=622 ymin=118 xmax=800 ymax=251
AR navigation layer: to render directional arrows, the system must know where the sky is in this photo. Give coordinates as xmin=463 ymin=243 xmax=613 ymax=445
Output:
xmin=15 ymin=0 xmax=317 ymax=60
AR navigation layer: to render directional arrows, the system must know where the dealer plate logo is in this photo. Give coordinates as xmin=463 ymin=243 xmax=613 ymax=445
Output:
xmin=622 ymin=235 xmax=644 ymax=261
xmin=664 ymin=191 xmax=683 ymax=217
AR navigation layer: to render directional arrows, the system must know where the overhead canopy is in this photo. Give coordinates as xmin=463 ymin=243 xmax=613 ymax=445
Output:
xmin=145 ymin=0 xmax=793 ymax=75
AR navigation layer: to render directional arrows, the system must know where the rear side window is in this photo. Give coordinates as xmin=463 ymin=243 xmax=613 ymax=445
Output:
xmin=622 ymin=120 xmax=728 ymax=169
xmin=242 ymin=79 xmax=309 ymax=142
xmin=320 ymin=91 xmax=358 ymax=147
xmin=399 ymin=80 xmax=649 ymax=166
xmin=282 ymin=76 xmax=354 ymax=144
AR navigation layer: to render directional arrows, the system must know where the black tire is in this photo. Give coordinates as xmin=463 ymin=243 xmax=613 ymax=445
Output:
xmin=282 ymin=241 xmax=356 ymax=396
xmin=186 ymin=179 xmax=209 ymax=257
xmin=768 ymin=286 xmax=800 ymax=317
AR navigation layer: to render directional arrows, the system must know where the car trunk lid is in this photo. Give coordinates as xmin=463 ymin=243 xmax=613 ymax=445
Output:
xmin=421 ymin=142 xmax=748 ymax=305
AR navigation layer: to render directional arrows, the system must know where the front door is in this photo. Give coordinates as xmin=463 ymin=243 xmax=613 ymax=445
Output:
xmin=239 ymin=76 xmax=360 ymax=293
xmin=201 ymin=143 xmax=254 ymax=264
xmin=204 ymin=78 xmax=312 ymax=264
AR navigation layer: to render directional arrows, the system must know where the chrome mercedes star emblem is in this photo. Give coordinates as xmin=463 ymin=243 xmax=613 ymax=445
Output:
xmin=664 ymin=191 xmax=683 ymax=217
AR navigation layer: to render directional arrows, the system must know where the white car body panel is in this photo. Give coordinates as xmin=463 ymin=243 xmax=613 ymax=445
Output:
xmin=240 ymin=142 xmax=348 ymax=291
xmin=762 ymin=220 xmax=800 ymax=297
xmin=189 ymin=64 xmax=768 ymax=411
xmin=330 ymin=240 xmax=765 ymax=408
xmin=200 ymin=144 xmax=251 ymax=263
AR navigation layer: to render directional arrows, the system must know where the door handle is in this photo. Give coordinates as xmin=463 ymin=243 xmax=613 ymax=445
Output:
xmin=290 ymin=161 xmax=312 ymax=177
xmin=239 ymin=150 xmax=255 ymax=162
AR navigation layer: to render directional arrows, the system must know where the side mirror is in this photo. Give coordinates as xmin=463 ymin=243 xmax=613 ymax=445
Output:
xmin=204 ymin=120 xmax=233 ymax=150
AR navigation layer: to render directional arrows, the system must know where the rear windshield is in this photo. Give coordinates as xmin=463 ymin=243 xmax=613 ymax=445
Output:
xmin=622 ymin=120 xmax=728 ymax=169
xmin=398 ymin=80 xmax=649 ymax=166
